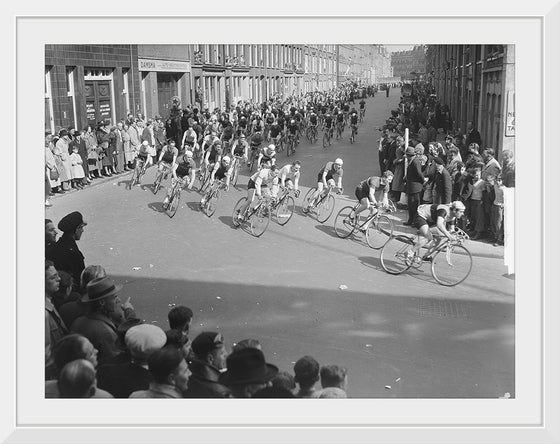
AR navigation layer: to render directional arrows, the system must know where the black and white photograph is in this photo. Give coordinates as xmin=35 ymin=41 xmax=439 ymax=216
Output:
xmin=43 ymin=43 xmax=515 ymax=399
xmin=6 ymin=6 xmax=559 ymax=444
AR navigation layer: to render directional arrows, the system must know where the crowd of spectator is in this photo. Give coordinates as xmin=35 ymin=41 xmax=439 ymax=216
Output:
xmin=377 ymin=82 xmax=515 ymax=246
xmin=45 ymin=212 xmax=350 ymax=398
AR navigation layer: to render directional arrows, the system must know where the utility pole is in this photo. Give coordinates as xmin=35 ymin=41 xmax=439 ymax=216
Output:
xmin=336 ymin=44 xmax=340 ymax=87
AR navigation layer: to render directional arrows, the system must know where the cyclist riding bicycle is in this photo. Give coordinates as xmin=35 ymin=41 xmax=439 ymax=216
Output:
xmin=409 ymin=201 xmax=467 ymax=260
xmin=287 ymin=119 xmax=299 ymax=145
xmin=308 ymin=110 xmax=318 ymax=131
xmin=277 ymin=161 xmax=301 ymax=196
xmin=359 ymin=99 xmax=366 ymax=111
xmin=268 ymin=121 xmax=282 ymax=146
xmin=230 ymin=134 xmax=249 ymax=163
xmin=257 ymin=144 xmax=277 ymax=169
xmin=200 ymin=155 xmax=232 ymax=207
xmin=203 ymin=140 xmax=223 ymax=174
xmin=350 ymin=171 xmax=394 ymax=231
xmin=136 ymin=140 xmax=153 ymax=171
xmin=349 ymin=112 xmax=359 ymax=134
xmin=201 ymin=131 xmax=219 ymax=156
xmin=157 ymin=139 xmax=178 ymax=175
xmin=162 ymin=150 xmax=196 ymax=207
xmin=335 ymin=111 xmax=345 ymax=133
xmin=236 ymin=164 xmax=280 ymax=221
xmin=305 ymin=158 xmax=343 ymax=211
xmin=324 ymin=114 xmax=334 ymax=136
xmin=182 ymin=126 xmax=198 ymax=151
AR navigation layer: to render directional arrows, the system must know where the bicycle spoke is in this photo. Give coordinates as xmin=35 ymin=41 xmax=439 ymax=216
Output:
xmin=334 ymin=206 xmax=356 ymax=238
xmin=380 ymin=235 xmax=415 ymax=274
xmin=365 ymin=215 xmax=394 ymax=249
xmin=431 ymin=245 xmax=472 ymax=286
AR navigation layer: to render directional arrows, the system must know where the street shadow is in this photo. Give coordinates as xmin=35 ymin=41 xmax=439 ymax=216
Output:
xmin=314 ymin=223 xmax=338 ymax=239
xmin=357 ymin=255 xmax=384 ymax=272
xmin=185 ymin=201 xmax=202 ymax=213
xmin=116 ymin=179 xmax=132 ymax=189
xmin=218 ymin=216 xmax=239 ymax=230
xmin=147 ymin=202 xmax=166 ymax=213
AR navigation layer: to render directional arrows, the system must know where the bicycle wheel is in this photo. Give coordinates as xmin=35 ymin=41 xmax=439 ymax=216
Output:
xmin=302 ymin=187 xmax=316 ymax=213
xmin=232 ymin=197 xmax=247 ymax=227
xmin=431 ymin=245 xmax=473 ymax=286
xmin=275 ymin=196 xmax=295 ymax=226
xmin=250 ymin=204 xmax=270 ymax=237
xmin=333 ymin=206 xmax=357 ymax=238
xmin=204 ymin=189 xmax=219 ymax=217
xmin=350 ymin=131 xmax=354 ymax=144
xmin=167 ymin=190 xmax=180 ymax=218
xmin=365 ymin=214 xmax=394 ymax=249
xmin=322 ymin=132 xmax=328 ymax=149
xmin=316 ymin=194 xmax=335 ymax=223
xmin=380 ymin=235 xmax=415 ymax=275
xmin=153 ymin=172 xmax=163 ymax=194
xmin=231 ymin=167 xmax=238 ymax=186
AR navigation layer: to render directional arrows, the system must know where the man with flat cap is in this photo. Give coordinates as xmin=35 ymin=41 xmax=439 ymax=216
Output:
xmin=47 ymin=211 xmax=87 ymax=288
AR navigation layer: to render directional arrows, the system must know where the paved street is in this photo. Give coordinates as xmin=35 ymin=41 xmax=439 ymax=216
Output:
xmin=46 ymin=89 xmax=514 ymax=398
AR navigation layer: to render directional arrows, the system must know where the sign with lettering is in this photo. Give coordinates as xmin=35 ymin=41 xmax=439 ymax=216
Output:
xmin=505 ymin=90 xmax=515 ymax=137
xmin=99 ymin=102 xmax=111 ymax=120
xmin=138 ymin=59 xmax=191 ymax=73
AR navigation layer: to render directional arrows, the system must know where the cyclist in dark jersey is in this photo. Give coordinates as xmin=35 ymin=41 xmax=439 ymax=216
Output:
xmin=349 ymin=111 xmax=359 ymax=136
xmin=351 ymin=171 xmax=393 ymax=230
xmin=203 ymin=141 xmax=223 ymax=173
xmin=162 ymin=150 xmax=196 ymax=207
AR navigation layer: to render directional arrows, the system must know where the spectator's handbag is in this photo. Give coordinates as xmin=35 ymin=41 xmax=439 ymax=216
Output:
xmin=49 ymin=166 xmax=59 ymax=181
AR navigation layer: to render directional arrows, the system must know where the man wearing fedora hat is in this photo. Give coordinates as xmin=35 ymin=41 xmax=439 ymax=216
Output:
xmin=47 ymin=211 xmax=87 ymax=289
xmin=218 ymin=348 xmax=278 ymax=398
xmin=70 ymin=276 xmax=130 ymax=361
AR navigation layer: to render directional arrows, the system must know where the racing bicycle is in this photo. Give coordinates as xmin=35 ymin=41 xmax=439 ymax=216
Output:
xmin=379 ymin=228 xmax=472 ymax=286
xmin=129 ymin=157 xmax=148 ymax=189
xmin=333 ymin=202 xmax=394 ymax=249
xmin=302 ymin=184 xmax=340 ymax=223
xmin=152 ymin=162 xmax=172 ymax=194
xmin=162 ymin=176 xmax=189 ymax=218
xmin=322 ymin=126 xmax=333 ymax=148
xmin=200 ymin=179 xmax=227 ymax=217
xmin=232 ymin=195 xmax=274 ymax=237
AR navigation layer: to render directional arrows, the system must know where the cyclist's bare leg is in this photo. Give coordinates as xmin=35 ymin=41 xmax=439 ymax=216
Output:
xmin=412 ymin=225 xmax=433 ymax=256
xmin=238 ymin=188 xmax=256 ymax=218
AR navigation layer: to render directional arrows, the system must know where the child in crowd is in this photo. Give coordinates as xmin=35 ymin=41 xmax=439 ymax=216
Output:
xmin=70 ymin=145 xmax=85 ymax=189
xmin=467 ymin=167 xmax=486 ymax=240
xmin=489 ymin=174 xmax=505 ymax=246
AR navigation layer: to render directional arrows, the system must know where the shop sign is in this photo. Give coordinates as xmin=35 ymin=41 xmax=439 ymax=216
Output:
xmin=505 ymin=90 xmax=515 ymax=137
xmin=138 ymin=58 xmax=191 ymax=73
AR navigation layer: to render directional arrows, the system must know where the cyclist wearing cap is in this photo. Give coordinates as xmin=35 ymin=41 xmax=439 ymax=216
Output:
xmin=350 ymin=171 xmax=394 ymax=230
xmin=305 ymin=158 xmax=344 ymax=211
xmin=236 ymin=164 xmax=280 ymax=221
xmin=410 ymin=201 xmax=466 ymax=258
xmin=230 ymin=134 xmax=249 ymax=162
xmin=200 ymin=156 xmax=232 ymax=207
xmin=257 ymin=144 xmax=276 ymax=169
xmin=268 ymin=121 xmax=282 ymax=146
xmin=201 ymin=131 xmax=219 ymax=156
xmin=157 ymin=139 xmax=178 ymax=173
xmin=136 ymin=140 xmax=154 ymax=169
xmin=308 ymin=109 xmax=318 ymax=129
xmin=277 ymin=161 xmax=301 ymax=195
xmin=349 ymin=111 xmax=359 ymax=132
xmin=203 ymin=141 xmax=223 ymax=174
xmin=323 ymin=113 xmax=334 ymax=132
xmin=287 ymin=119 xmax=299 ymax=144
xmin=163 ymin=151 xmax=196 ymax=206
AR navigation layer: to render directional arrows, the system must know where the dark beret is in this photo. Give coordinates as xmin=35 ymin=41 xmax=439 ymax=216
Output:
xmin=57 ymin=211 xmax=87 ymax=232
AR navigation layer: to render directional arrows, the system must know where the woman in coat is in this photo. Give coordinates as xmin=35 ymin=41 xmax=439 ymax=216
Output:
xmin=121 ymin=123 xmax=133 ymax=170
xmin=53 ymin=132 xmax=71 ymax=191
xmin=96 ymin=122 xmax=113 ymax=176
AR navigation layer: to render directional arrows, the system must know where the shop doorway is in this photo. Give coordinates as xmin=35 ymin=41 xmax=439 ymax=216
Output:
xmin=157 ymin=72 xmax=179 ymax=119
xmin=85 ymin=81 xmax=112 ymax=129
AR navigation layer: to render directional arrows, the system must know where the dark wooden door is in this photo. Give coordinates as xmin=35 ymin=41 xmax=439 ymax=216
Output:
xmin=85 ymin=81 xmax=112 ymax=128
xmin=157 ymin=73 xmax=178 ymax=119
